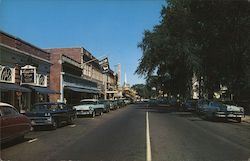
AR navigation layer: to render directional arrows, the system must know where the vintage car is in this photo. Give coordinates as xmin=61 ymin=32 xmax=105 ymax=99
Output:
xmin=202 ymin=101 xmax=244 ymax=122
xmin=224 ymin=103 xmax=244 ymax=122
xmin=98 ymin=100 xmax=111 ymax=112
xmin=117 ymin=99 xmax=126 ymax=108
xmin=181 ymin=99 xmax=197 ymax=111
xmin=196 ymin=99 xmax=210 ymax=113
xmin=0 ymin=102 xmax=31 ymax=143
xmin=111 ymin=100 xmax=119 ymax=110
xmin=73 ymin=99 xmax=105 ymax=117
xmin=25 ymin=102 xmax=76 ymax=129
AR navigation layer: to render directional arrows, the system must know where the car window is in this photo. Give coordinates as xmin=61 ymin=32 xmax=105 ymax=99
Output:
xmin=80 ymin=101 xmax=95 ymax=105
xmin=31 ymin=104 xmax=58 ymax=112
xmin=59 ymin=104 xmax=68 ymax=110
xmin=1 ymin=106 xmax=19 ymax=116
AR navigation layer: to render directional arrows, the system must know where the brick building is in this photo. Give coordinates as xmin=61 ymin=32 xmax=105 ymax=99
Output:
xmin=46 ymin=47 xmax=106 ymax=105
xmin=0 ymin=31 xmax=57 ymax=112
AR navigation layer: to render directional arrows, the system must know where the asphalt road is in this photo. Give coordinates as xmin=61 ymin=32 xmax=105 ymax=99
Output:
xmin=1 ymin=103 xmax=250 ymax=161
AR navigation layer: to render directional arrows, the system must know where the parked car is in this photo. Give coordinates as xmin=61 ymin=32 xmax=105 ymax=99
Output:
xmin=99 ymin=100 xmax=111 ymax=113
xmin=202 ymin=101 xmax=244 ymax=122
xmin=109 ymin=100 xmax=116 ymax=110
xmin=74 ymin=99 xmax=105 ymax=117
xmin=181 ymin=99 xmax=197 ymax=111
xmin=0 ymin=102 xmax=31 ymax=143
xmin=224 ymin=103 xmax=244 ymax=122
xmin=124 ymin=99 xmax=131 ymax=105
xmin=196 ymin=99 xmax=210 ymax=113
xmin=149 ymin=98 xmax=158 ymax=106
xmin=111 ymin=100 xmax=119 ymax=109
xmin=117 ymin=99 xmax=126 ymax=107
xmin=25 ymin=102 xmax=76 ymax=129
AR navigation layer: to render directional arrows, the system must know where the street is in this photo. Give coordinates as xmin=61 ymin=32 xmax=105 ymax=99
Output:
xmin=1 ymin=103 xmax=250 ymax=161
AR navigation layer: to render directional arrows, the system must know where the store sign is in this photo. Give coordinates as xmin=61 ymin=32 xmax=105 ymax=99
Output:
xmin=21 ymin=68 xmax=36 ymax=84
xmin=0 ymin=65 xmax=14 ymax=83
xmin=21 ymin=65 xmax=47 ymax=86
xmin=99 ymin=57 xmax=110 ymax=73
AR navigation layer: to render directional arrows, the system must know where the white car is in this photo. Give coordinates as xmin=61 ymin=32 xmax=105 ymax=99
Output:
xmin=203 ymin=101 xmax=244 ymax=122
xmin=73 ymin=99 xmax=105 ymax=117
xmin=225 ymin=104 xmax=244 ymax=122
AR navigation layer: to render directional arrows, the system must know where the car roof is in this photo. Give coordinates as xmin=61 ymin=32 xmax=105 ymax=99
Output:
xmin=33 ymin=102 xmax=65 ymax=105
xmin=80 ymin=99 xmax=98 ymax=102
xmin=0 ymin=102 xmax=14 ymax=108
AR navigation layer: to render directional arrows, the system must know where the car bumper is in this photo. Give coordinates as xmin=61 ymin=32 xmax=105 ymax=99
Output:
xmin=215 ymin=112 xmax=244 ymax=118
xmin=29 ymin=117 xmax=53 ymax=126
xmin=76 ymin=110 xmax=92 ymax=116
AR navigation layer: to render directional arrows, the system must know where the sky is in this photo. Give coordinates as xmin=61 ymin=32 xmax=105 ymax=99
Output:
xmin=0 ymin=0 xmax=165 ymax=85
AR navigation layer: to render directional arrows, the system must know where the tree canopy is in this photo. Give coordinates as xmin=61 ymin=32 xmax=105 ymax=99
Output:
xmin=136 ymin=0 xmax=250 ymax=100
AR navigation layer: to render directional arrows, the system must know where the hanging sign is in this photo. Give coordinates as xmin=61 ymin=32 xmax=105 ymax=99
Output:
xmin=99 ymin=57 xmax=110 ymax=73
xmin=21 ymin=65 xmax=36 ymax=84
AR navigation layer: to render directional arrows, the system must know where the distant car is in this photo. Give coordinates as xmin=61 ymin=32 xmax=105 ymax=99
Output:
xmin=196 ymin=99 xmax=210 ymax=113
xmin=117 ymin=99 xmax=126 ymax=107
xmin=149 ymin=99 xmax=158 ymax=106
xmin=111 ymin=100 xmax=119 ymax=109
xmin=0 ymin=102 xmax=31 ymax=143
xmin=99 ymin=100 xmax=111 ymax=113
xmin=109 ymin=100 xmax=116 ymax=110
xmin=181 ymin=99 xmax=197 ymax=111
xmin=25 ymin=102 xmax=76 ymax=129
xmin=124 ymin=99 xmax=131 ymax=105
xmin=74 ymin=99 xmax=105 ymax=117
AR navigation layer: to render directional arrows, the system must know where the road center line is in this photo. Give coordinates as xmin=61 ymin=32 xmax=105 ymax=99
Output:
xmin=28 ymin=138 xmax=38 ymax=143
xmin=146 ymin=111 xmax=152 ymax=161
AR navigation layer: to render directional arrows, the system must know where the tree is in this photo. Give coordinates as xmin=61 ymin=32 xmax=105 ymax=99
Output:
xmin=136 ymin=0 xmax=250 ymax=100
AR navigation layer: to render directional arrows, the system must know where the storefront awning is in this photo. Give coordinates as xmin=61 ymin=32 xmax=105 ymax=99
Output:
xmin=65 ymin=86 xmax=99 ymax=94
xmin=0 ymin=82 xmax=31 ymax=92
xmin=28 ymin=86 xmax=59 ymax=94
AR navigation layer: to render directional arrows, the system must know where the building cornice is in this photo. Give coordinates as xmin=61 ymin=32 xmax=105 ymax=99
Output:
xmin=0 ymin=43 xmax=52 ymax=64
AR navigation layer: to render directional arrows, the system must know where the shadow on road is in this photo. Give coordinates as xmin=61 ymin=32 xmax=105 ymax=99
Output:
xmin=1 ymin=137 xmax=34 ymax=149
xmin=136 ymin=104 xmax=244 ymax=124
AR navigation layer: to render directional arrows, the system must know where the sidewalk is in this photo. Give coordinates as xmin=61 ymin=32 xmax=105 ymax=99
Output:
xmin=242 ymin=115 xmax=250 ymax=123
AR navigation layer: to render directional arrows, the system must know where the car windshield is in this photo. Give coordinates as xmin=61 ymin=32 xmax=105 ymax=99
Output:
xmin=31 ymin=104 xmax=58 ymax=112
xmin=99 ymin=100 xmax=107 ymax=103
xmin=80 ymin=101 xmax=96 ymax=105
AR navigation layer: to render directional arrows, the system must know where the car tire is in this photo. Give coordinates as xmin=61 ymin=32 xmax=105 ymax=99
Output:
xmin=236 ymin=117 xmax=241 ymax=123
xmin=51 ymin=119 xmax=58 ymax=130
xmin=67 ymin=116 xmax=74 ymax=125
xmin=92 ymin=111 xmax=96 ymax=118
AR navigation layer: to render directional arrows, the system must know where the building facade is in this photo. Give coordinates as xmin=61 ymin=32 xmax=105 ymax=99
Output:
xmin=46 ymin=47 xmax=117 ymax=105
xmin=0 ymin=31 xmax=57 ymax=112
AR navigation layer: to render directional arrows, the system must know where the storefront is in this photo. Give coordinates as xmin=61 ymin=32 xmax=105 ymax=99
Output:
xmin=0 ymin=65 xmax=31 ymax=111
xmin=20 ymin=65 xmax=58 ymax=106
xmin=0 ymin=31 xmax=57 ymax=111
xmin=63 ymin=73 xmax=100 ymax=105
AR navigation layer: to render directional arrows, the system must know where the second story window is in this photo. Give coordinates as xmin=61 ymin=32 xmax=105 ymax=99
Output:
xmin=0 ymin=65 xmax=14 ymax=83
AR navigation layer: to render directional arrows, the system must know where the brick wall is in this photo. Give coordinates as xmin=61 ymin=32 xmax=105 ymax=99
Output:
xmin=49 ymin=52 xmax=62 ymax=102
xmin=45 ymin=48 xmax=82 ymax=63
xmin=0 ymin=32 xmax=50 ymax=61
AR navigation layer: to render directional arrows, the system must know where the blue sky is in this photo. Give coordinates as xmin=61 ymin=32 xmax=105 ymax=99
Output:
xmin=0 ymin=0 xmax=165 ymax=85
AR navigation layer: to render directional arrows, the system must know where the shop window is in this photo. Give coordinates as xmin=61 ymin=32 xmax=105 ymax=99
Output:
xmin=0 ymin=65 xmax=14 ymax=83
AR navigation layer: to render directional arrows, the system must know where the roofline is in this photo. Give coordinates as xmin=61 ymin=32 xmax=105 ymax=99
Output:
xmin=0 ymin=30 xmax=51 ymax=56
xmin=0 ymin=43 xmax=52 ymax=64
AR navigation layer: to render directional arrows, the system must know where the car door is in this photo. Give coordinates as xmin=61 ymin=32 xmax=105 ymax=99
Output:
xmin=58 ymin=104 xmax=68 ymax=122
xmin=0 ymin=106 xmax=19 ymax=140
